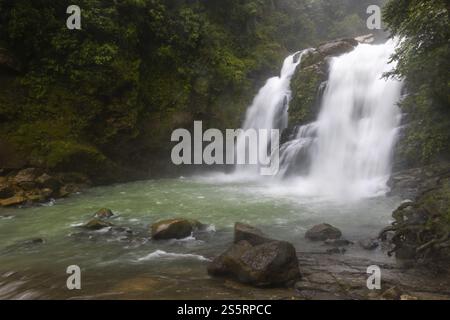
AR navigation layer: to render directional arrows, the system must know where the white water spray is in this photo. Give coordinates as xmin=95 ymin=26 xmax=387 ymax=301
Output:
xmin=235 ymin=40 xmax=403 ymax=199
xmin=234 ymin=50 xmax=309 ymax=176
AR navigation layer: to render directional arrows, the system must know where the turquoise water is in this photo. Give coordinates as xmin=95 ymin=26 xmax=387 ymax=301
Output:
xmin=0 ymin=176 xmax=401 ymax=299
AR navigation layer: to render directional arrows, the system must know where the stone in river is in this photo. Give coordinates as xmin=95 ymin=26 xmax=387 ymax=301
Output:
xmin=151 ymin=218 xmax=205 ymax=240
xmin=305 ymin=223 xmax=342 ymax=241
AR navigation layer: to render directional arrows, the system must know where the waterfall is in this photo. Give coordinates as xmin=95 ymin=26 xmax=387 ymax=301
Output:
xmin=282 ymin=40 xmax=403 ymax=198
xmin=234 ymin=40 xmax=403 ymax=199
xmin=234 ymin=50 xmax=309 ymax=176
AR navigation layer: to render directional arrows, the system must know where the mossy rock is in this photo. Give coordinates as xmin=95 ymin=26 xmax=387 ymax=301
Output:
xmin=288 ymin=38 xmax=358 ymax=129
xmin=150 ymin=218 xmax=205 ymax=240
xmin=289 ymin=62 xmax=327 ymax=126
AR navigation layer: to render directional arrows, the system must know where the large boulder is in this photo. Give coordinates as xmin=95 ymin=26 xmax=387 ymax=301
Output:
xmin=150 ymin=218 xmax=204 ymax=240
xmin=208 ymin=240 xmax=301 ymax=287
xmin=305 ymin=223 xmax=342 ymax=241
xmin=208 ymin=224 xmax=301 ymax=287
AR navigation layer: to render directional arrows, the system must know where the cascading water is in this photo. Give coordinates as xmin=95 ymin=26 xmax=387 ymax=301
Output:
xmin=236 ymin=40 xmax=403 ymax=199
xmin=234 ymin=50 xmax=309 ymax=176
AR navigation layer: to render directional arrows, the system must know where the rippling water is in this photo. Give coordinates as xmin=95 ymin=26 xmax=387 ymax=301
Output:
xmin=0 ymin=177 xmax=401 ymax=299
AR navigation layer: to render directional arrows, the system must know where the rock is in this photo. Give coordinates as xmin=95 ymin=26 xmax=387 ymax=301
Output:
xmin=0 ymin=195 xmax=27 ymax=207
xmin=40 ymin=188 xmax=54 ymax=199
xmin=22 ymin=238 xmax=45 ymax=245
xmin=207 ymin=240 xmax=301 ymax=287
xmin=93 ymin=208 xmax=114 ymax=219
xmin=151 ymin=218 xmax=204 ymax=240
xmin=317 ymin=38 xmax=358 ymax=57
xmin=324 ymin=239 xmax=353 ymax=247
xmin=26 ymin=193 xmax=45 ymax=203
xmin=56 ymin=172 xmax=91 ymax=185
xmin=234 ymin=223 xmax=272 ymax=246
xmin=382 ymin=175 xmax=450 ymax=266
xmin=400 ymin=294 xmax=418 ymax=300
xmin=380 ymin=286 xmax=402 ymax=300
xmin=305 ymin=223 xmax=342 ymax=241
xmin=13 ymin=168 xmax=43 ymax=190
xmin=359 ymin=238 xmax=379 ymax=250
xmin=0 ymin=185 xmax=14 ymax=199
xmin=13 ymin=168 xmax=42 ymax=183
xmin=36 ymin=173 xmax=60 ymax=191
xmin=355 ymin=34 xmax=375 ymax=44
xmin=59 ymin=184 xmax=82 ymax=197
xmin=82 ymin=218 xmax=113 ymax=230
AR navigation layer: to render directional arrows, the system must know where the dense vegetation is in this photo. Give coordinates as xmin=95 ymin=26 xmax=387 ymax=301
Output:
xmin=0 ymin=0 xmax=384 ymax=182
xmin=383 ymin=0 xmax=450 ymax=166
xmin=382 ymin=0 xmax=450 ymax=266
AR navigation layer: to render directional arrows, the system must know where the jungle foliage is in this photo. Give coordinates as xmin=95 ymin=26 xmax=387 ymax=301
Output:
xmin=0 ymin=0 xmax=383 ymax=181
xmin=383 ymin=0 xmax=450 ymax=165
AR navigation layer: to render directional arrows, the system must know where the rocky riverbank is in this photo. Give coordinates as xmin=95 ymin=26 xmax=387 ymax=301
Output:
xmin=0 ymin=168 xmax=91 ymax=207
xmin=381 ymin=162 xmax=450 ymax=269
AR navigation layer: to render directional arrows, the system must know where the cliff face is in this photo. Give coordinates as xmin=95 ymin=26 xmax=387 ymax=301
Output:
xmin=288 ymin=38 xmax=358 ymax=131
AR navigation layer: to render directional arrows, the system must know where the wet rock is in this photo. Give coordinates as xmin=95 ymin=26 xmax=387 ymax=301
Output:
xmin=382 ymin=175 xmax=450 ymax=266
xmin=0 ymin=185 xmax=14 ymax=199
xmin=0 ymin=195 xmax=27 ymax=207
xmin=380 ymin=286 xmax=402 ymax=300
xmin=355 ymin=34 xmax=375 ymax=44
xmin=36 ymin=173 xmax=60 ymax=191
xmin=208 ymin=240 xmax=301 ymax=287
xmin=59 ymin=184 xmax=82 ymax=197
xmin=324 ymin=239 xmax=353 ymax=247
xmin=40 ymin=188 xmax=54 ymax=199
xmin=317 ymin=38 xmax=358 ymax=57
xmin=400 ymin=294 xmax=418 ymax=300
xmin=151 ymin=218 xmax=204 ymax=240
xmin=93 ymin=208 xmax=114 ymax=219
xmin=305 ymin=223 xmax=342 ymax=241
xmin=22 ymin=238 xmax=45 ymax=245
xmin=112 ymin=226 xmax=133 ymax=235
xmin=13 ymin=168 xmax=42 ymax=190
xmin=234 ymin=223 xmax=272 ymax=246
xmin=359 ymin=238 xmax=379 ymax=250
xmin=82 ymin=218 xmax=113 ymax=230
